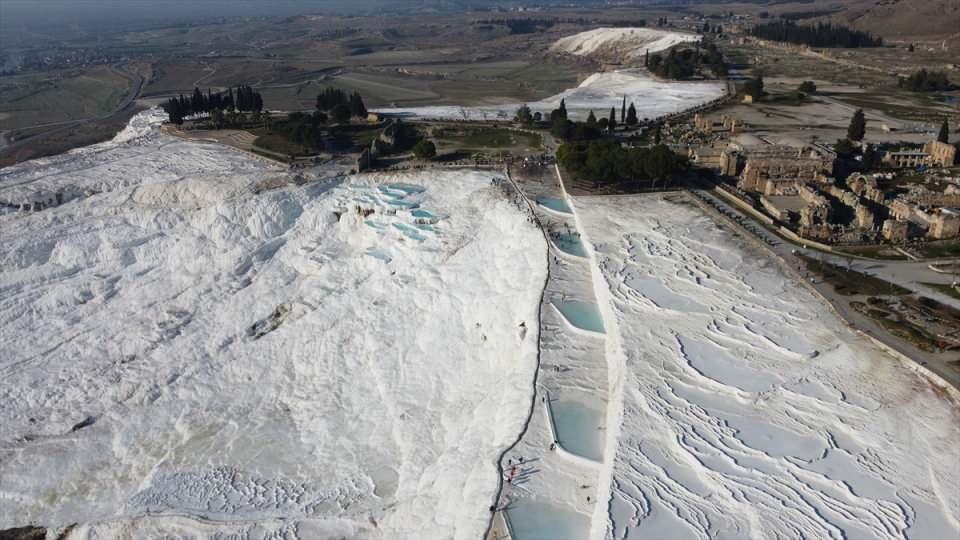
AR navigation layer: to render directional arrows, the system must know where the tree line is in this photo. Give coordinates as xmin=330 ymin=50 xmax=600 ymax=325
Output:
xmin=163 ymin=85 xmax=263 ymax=125
xmin=316 ymin=88 xmax=368 ymax=123
xmin=535 ymin=99 xmax=686 ymax=188
xmin=749 ymin=20 xmax=882 ymax=48
xmin=898 ymin=70 xmax=955 ymax=92
xmin=558 ymin=140 xmax=686 ymax=188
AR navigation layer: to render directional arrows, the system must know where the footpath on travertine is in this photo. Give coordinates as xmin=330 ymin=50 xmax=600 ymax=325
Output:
xmin=485 ymin=163 xmax=614 ymax=540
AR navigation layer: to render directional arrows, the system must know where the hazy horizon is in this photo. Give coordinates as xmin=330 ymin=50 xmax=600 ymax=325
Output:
xmin=0 ymin=0 xmax=610 ymax=38
xmin=0 ymin=0 xmax=455 ymax=33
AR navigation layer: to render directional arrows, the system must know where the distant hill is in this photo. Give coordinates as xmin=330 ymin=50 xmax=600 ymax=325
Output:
xmin=830 ymin=0 xmax=960 ymax=42
xmin=678 ymin=0 xmax=958 ymax=42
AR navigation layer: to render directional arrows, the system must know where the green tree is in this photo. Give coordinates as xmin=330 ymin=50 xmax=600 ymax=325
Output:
xmin=847 ymin=109 xmax=866 ymax=141
xmin=515 ymin=104 xmax=533 ymax=125
xmin=834 ymin=138 xmax=856 ymax=158
xmin=744 ymin=76 xmax=764 ymax=100
xmin=192 ymin=87 xmax=206 ymax=115
xmin=413 ymin=140 xmax=437 ymax=160
xmin=654 ymin=123 xmax=662 ymax=144
xmin=608 ymin=107 xmax=617 ymax=131
xmin=625 ymin=103 xmax=638 ymax=126
xmin=937 ymin=118 xmax=949 ymax=143
xmin=798 ymin=80 xmax=817 ymax=94
xmin=586 ymin=110 xmax=597 ymax=126
xmin=330 ymin=104 xmax=351 ymax=124
xmin=551 ymin=118 xmax=572 ymax=140
xmin=349 ymin=92 xmax=367 ymax=118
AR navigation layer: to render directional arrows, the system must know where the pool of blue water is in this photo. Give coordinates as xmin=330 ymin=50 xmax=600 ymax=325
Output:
xmin=411 ymin=209 xmax=436 ymax=220
xmin=554 ymin=300 xmax=605 ymax=334
xmin=392 ymin=223 xmax=427 ymax=241
xmin=386 ymin=199 xmax=420 ymax=209
xmin=552 ymin=233 xmax=587 ymax=258
xmin=536 ymin=197 xmax=572 ymax=214
xmin=386 ymin=183 xmax=426 ymax=194
xmin=506 ymin=501 xmax=591 ymax=540
xmin=551 ymin=399 xmax=605 ymax=461
xmin=364 ymin=248 xmax=392 ymax=262
xmin=365 ymin=220 xmax=386 ymax=230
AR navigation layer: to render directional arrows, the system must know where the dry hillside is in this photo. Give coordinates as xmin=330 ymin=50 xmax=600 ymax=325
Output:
xmin=828 ymin=0 xmax=960 ymax=42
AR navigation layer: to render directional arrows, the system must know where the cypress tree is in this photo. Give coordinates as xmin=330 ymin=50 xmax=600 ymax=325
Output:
xmin=586 ymin=110 xmax=597 ymax=126
xmin=937 ymin=118 xmax=949 ymax=143
xmin=608 ymin=107 xmax=616 ymax=131
xmin=349 ymin=92 xmax=367 ymax=118
xmin=192 ymin=87 xmax=203 ymax=114
xmin=621 ymin=95 xmax=626 ymax=123
xmin=559 ymin=99 xmax=567 ymax=121
xmin=626 ymin=103 xmax=638 ymax=126
xmin=847 ymin=109 xmax=866 ymax=142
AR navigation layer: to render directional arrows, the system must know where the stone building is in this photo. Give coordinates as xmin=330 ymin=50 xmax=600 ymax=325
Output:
xmin=888 ymin=199 xmax=915 ymax=221
xmin=734 ymin=144 xmax=834 ymax=195
xmin=928 ymin=208 xmax=960 ymax=239
xmin=760 ymin=195 xmax=804 ymax=221
xmin=847 ymin=173 xmax=886 ymax=203
xmin=922 ymin=141 xmax=957 ymax=167
xmin=855 ymin=204 xmax=876 ymax=229
xmin=694 ymin=114 xmax=739 ymax=134
xmin=882 ymin=140 xmax=957 ymax=168
xmin=883 ymin=150 xmax=929 ymax=169
xmin=904 ymin=190 xmax=960 ymax=208
xmin=688 ymin=145 xmax=725 ymax=170
xmin=719 ymin=148 xmax=739 ymax=176
xmin=796 ymin=185 xmax=831 ymax=227
xmin=882 ymin=219 xmax=910 ymax=242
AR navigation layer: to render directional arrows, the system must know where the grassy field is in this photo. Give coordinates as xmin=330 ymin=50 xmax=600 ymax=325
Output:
xmin=798 ymin=255 xmax=910 ymax=296
xmin=917 ymin=243 xmax=960 ymax=259
xmin=251 ymin=133 xmax=314 ymax=157
xmin=0 ymin=67 xmax=131 ymax=129
xmin=853 ymin=295 xmax=960 ymax=353
xmin=922 ymin=282 xmax=960 ymax=300
xmin=434 ymin=126 xmax=542 ymax=150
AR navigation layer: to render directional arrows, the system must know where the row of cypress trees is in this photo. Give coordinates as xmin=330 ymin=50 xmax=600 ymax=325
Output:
xmin=163 ymin=85 xmax=263 ymax=125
